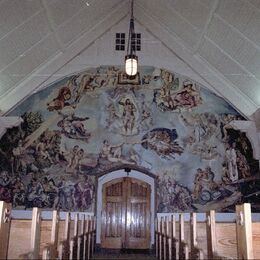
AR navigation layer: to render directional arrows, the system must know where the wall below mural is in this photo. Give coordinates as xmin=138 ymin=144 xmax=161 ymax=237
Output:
xmin=0 ymin=66 xmax=259 ymax=212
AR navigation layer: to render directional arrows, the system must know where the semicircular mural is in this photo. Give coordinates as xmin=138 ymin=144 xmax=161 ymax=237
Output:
xmin=0 ymin=66 xmax=259 ymax=212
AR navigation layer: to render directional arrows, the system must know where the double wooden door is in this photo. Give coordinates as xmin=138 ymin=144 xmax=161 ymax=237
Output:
xmin=101 ymin=177 xmax=151 ymax=249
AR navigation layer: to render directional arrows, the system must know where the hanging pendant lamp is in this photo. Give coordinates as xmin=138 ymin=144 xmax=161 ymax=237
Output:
xmin=125 ymin=0 xmax=138 ymax=77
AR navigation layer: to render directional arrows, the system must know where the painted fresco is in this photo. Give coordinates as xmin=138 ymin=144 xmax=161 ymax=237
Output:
xmin=0 ymin=66 xmax=259 ymax=212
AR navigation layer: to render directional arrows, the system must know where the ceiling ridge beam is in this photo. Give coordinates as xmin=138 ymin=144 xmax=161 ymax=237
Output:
xmin=134 ymin=1 xmax=258 ymax=118
xmin=0 ymin=0 xmax=129 ymax=115
xmin=41 ymin=0 xmax=66 ymax=52
xmin=135 ymin=2 xmax=189 ymax=51
xmin=193 ymin=0 xmax=219 ymax=54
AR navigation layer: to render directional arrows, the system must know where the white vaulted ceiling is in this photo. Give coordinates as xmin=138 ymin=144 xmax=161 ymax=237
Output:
xmin=0 ymin=0 xmax=259 ymax=118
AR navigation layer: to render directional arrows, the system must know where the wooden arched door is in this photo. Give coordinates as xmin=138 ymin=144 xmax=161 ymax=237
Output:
xmin=101 ymin=177 xmax=151 ymax=249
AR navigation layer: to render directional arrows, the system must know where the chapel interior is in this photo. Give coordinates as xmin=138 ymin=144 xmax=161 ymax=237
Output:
xmin=0 ymin=0 xmax=260 ymax=259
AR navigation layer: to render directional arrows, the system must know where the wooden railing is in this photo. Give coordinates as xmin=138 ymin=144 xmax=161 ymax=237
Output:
xmin=44 ymin=213 xmax=96 ymax=260
xmin=0 ymin=201 xmax=96 ymax=259
xmin=0 ymin=201 xmax=258 ymax=259
xmin=156 ymin=203 xmax=255 ymax=260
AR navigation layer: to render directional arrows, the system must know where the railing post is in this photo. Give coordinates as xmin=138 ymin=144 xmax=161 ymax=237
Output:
xmin=179 ymin=213 xmax=189 ymax=260
xmin=166 ymin=216 xmax=171 ymax=260
xmin=78 ymin=214 xmax=85 ymax=260
xmin=30 ymin=207 xmax=41 ymax=259
xmin=87 ymin=216 xmax=91 ymax=260
xmin=59 ymin=212 xmax=71 ymax=259
xmin=206 ymin=210 xmax=216 ymax=259
xmin=70 ymin=213 xmax=79 ymax=260
xmin=50 ymin=210 xmax=59 ymax=258
xmin=190 ymin=212 xmax=197 ymax=256
xmin=0 ymin=201 xmax=12 ymax=259
xmin=190 ymin=212 xmax=203 ymax=259
xmin=236 ymin=203 xmax=254 ymax=259
xmin=155 ymin=217 xmax=158 ymax=259
xmin=163 ymin=216 xmax=167 ymax=260
xmin=83 ymin=215 xmax=89 ymax=260
xmin=171 ymin=214 xmax=177 ymax=260
xmin=159 ymin=216 xmax=163 ymax=260
xmin=91 ymin=216 xmax=96 ymax=257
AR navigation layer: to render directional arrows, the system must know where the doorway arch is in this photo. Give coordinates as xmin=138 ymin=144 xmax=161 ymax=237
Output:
xmin=96 ymin=169 xmax=156 ymax=247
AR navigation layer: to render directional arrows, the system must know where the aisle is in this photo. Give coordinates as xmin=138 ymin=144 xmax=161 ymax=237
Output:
xmin=93 ymin=249 xmax=156 ymax=259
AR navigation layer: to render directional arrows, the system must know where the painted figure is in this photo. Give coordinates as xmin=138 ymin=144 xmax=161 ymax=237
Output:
xmin=142 ymin=128 xmax=183 ymax=160
xmin=100 ymin=140 xmax=134 ymax=164
xmin=119 ymin=98 xmax=137 ymax=134
xmin=12 ymin=140 xmax=27 ymax=173
xmin=57 ymin=114 xmax=90 ymax=141
xmin=47 ymin=86 xmax=73 ymax=111
xmin=225 ymin=143 xmax=239 ymax=182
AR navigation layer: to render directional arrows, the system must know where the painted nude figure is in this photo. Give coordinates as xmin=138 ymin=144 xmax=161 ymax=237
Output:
xmin=119 ymin=98 xmax=137 ymax=134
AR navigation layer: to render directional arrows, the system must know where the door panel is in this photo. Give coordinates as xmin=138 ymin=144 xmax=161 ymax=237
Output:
xmin=126 ymin=179 xmax=150 ymax=249
xmin=101 ymin=178 xmax=126 ymax=249
xmin=101 ymin=177 xmax=151 ymax=249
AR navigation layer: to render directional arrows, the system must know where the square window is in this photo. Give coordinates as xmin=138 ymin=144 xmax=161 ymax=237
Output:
xmin=115 ymin=33 xmax=126 ymax=51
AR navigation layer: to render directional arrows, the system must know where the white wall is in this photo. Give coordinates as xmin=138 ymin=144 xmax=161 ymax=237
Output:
xmin=96 ymin=169 xmax=155 ymax=246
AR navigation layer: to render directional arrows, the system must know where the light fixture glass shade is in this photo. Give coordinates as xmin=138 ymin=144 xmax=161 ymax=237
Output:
xmin=125 ymin=55 xmax=138 ymax=76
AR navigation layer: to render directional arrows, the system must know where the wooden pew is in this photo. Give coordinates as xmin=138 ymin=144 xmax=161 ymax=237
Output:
xmin=0 ymin=201 xmax=12 ymax=259
xmin=58 ymin=212 xmax=71 ymax=259
xmin=19 ymin=207 xmax=41 ymax=259
xmin=190 ymin=212 xmax=203 ymax=259
xmin=42 ymin=210 xmax=59 ymax=259
xmin=179 ymin=213 xmax=189 ymax=260
xmin=236 ymin=203 xmax=254 ymax=259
